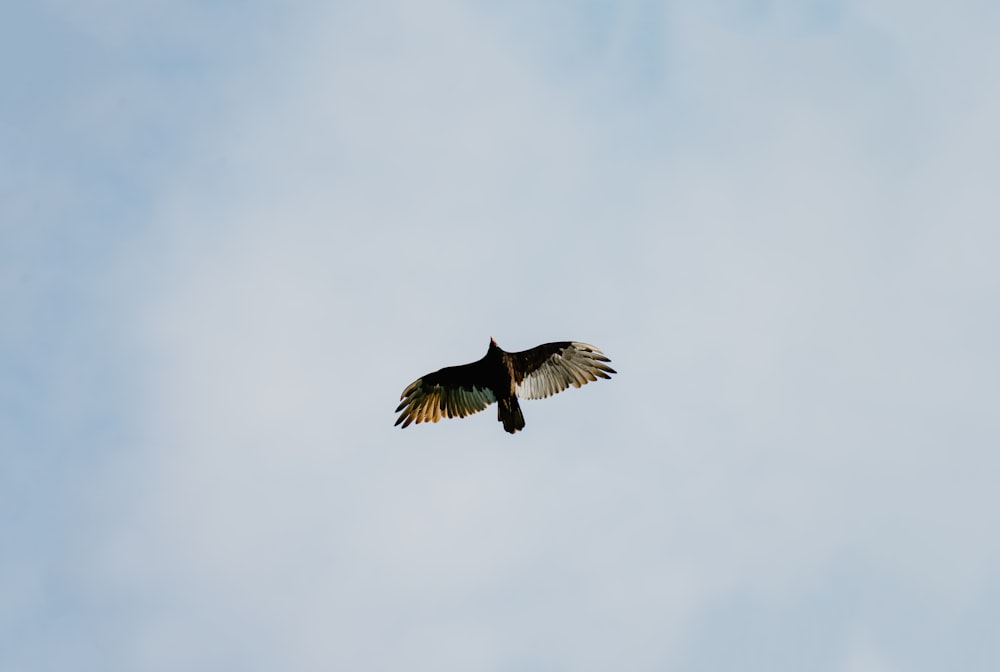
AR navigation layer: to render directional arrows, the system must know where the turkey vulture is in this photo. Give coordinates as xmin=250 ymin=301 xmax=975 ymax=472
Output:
xmin=395 ymin=338 xmax=616 ymax=434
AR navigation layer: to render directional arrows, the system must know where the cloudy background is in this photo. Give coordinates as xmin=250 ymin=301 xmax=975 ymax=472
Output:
xmin=3 ymin=1 xmax=999 ymax=670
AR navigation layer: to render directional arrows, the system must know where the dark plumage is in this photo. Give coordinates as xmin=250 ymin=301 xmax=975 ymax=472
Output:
xmin=395 ymin=338 xmax=616 ymax=434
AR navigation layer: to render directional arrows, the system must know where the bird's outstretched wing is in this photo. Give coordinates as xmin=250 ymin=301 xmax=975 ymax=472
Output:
xmin=512 ymin=342 xmax=616 ymax=400
xmin=395 ymin=360 xmax=497 ymax=428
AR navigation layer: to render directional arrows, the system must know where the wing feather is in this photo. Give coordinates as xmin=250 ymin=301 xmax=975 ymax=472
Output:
xmin=512 ymin=341 xmax=616 ymax=400
xmin=395 ymin=359 xmax=497 ymax=428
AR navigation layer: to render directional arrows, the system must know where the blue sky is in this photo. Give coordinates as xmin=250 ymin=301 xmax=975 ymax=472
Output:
xmin=3 ymin=1 xmax=999 ymax=670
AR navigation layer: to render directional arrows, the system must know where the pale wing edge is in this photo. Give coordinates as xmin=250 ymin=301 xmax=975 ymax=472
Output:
xmin=515 ymin=342 xmax=616 ymax=400
xmin=395 ymin=379 xmax=497 ymax=428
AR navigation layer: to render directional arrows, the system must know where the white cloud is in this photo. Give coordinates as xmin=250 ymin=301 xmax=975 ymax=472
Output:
xmin=6 ymin=1 xmax=999 ymax=670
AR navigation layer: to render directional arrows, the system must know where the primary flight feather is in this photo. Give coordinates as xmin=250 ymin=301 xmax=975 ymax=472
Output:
xmin=395 ymin=338 xmax=616 ymax=434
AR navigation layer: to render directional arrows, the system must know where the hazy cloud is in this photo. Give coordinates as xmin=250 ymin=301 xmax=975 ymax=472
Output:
xmin=4 ymin=1 xmax=999 ymax=670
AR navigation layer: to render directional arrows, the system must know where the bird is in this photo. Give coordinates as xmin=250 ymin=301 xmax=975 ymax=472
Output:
xmin=395 ymin=338 xmax=616 ymax=434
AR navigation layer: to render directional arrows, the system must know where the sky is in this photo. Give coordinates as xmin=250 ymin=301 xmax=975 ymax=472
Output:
xmin=3 ymin=0 xmax=1000 ymax=670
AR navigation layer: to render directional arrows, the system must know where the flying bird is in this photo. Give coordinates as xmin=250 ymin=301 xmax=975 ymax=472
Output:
xmin=395 ymin=338 xmax=616 ymax=434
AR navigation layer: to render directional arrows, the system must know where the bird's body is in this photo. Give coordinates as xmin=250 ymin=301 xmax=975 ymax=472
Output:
xmin=395 ymin=338 xmax=615 ymax=433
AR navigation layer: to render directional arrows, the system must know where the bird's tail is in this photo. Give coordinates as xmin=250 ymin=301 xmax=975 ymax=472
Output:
xmin=498 ymin=397 xmax=525 ymax=434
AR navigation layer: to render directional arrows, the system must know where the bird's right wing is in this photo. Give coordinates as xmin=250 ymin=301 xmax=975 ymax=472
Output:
xmin=512 ymin=342 xmax=616 ymax=400
xmin=395 ymin=361 xmax=497 ymax=428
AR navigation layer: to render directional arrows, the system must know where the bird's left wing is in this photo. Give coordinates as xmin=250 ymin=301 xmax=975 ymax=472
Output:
xmin=395 ymin=361 xmax=497 ymax=428
xmin=512 ymin=342 xmax=616 ymax=400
